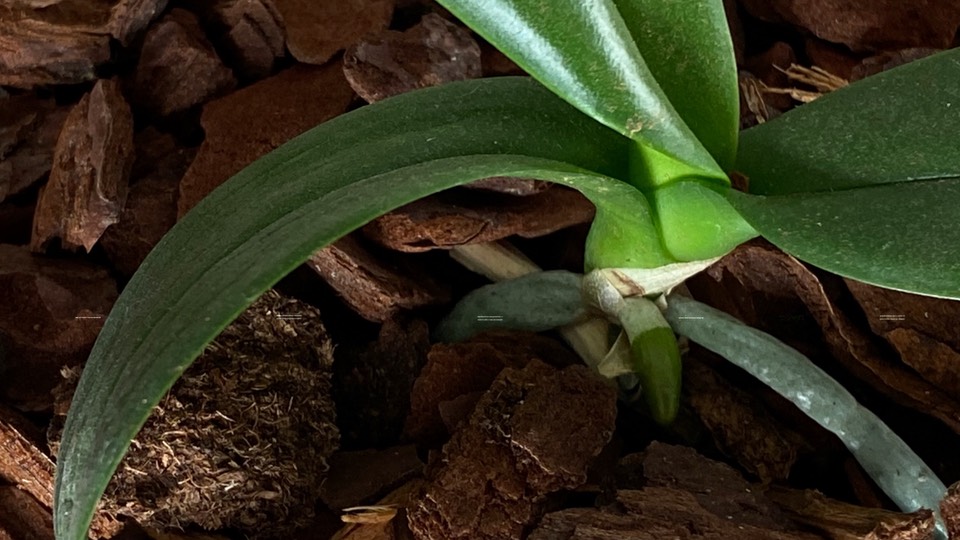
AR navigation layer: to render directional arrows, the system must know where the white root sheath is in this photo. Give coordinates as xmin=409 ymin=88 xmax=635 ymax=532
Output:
xmin=664 ymin=294 xmax=947 ymax=538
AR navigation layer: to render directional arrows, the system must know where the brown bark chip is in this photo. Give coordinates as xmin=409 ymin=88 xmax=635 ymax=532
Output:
xmin=321 ymin=445 xmax=424 ymax=510
xmin=274 ymin=0 xmax=395 ymax=65
xmin=738 ymin=0 xmax=960 ymax=52
xmin=131 ymin=9 xmax=237 ymax=116
xmin=344 ymin=13 xmax=482 ymax=103
xmin=100 ymin=129 xmax=195 ymax=277
xmin=689 ymin=242 xmax=960 ymax=435
xmin=31 ymin=79 xmax=135 ymax=253
xmin=363 ymin=186 xmax=596 ymax=252
xmin=0 ymin=404 xmax=120 ymax=538
xmin=0 ymin=486 xmax=53 ymax=540
xmin=307 ymin=235 xmax=450 ymax=322
xmin=0 ymin=0 xmax=166 ymax=87
xmin=197 ymin=0 xmax=287 ymax=79
xmin=177 ymin=62 xmax=354 ymax=217
xmin=407 ymin=360 xmax=617 ymax=540
xmin=942 ymin=481 xmax=960 ymax=539
xmin=0 ymin=244 xmax=117 ymax=410
xmin=0 ymin=96 xmax=69 ymax=203
xmin=682 ymin=359 xmax=800 ymax=483
xmin=768 ymin=487 xmax=936 ymax=540
xmin=530 ymin=488 xmax=819 ymax=540
xmin=638 ymin=442 xmax=795 ymax=531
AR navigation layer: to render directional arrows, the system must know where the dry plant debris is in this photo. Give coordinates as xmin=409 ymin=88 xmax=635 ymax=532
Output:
xmin=407 ymin=360 xmax=617 ymax=539
xmin=0 ymin=96 xmax=69 ymax=203
xmin=363 ymin=186 xmax=595 ymax=252
xmin=30 ymin=79 xmax=136 ymax=253
xmin=177 ymin=62 xmax=355 ymax=216
xmin=194 ymin=0 xmax=287 ymax=79
xmin=274 ymin=0 xmax=395 ymax=65
xmin=49 ymin=290 xmax=338 ymax=537
xmin=0 ymin=245 xmax=116 ymax=410
xmin=307 ymin=234 xmax=450 ymax=322
xmin=942 ymin=481 xmax=960 ymax=539
xmin=344 ymin=13 xmax=482 ymax=102
xmin=130 ymin=9 xmax=237 ymax=117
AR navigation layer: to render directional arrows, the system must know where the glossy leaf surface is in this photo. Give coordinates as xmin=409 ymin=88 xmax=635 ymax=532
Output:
xmin=614 ymin=0 xmax=739 ymax=170
xmin=737 ymin=48 xmax=960 ymax=196
xmin=54 ymin=78 xmax=667 ymax=540
xmin=437 ymin=0 xmax=722 ymax=176
xmin=728 ymin=179 xmax=960 ymax=299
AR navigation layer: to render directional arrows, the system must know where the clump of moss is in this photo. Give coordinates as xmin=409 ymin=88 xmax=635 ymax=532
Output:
xmin=50 ymin=290 xmax=338 ymax=537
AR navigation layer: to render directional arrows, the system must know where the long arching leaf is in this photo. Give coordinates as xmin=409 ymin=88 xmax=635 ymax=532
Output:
xmin=728 ymin=179 xmax=960 ymax=299
xmin=436 ymin=0 xmax=722 ymax=176
xmin=54 ymin=77 xmax=668 ymax=540
xmin=614 ymin=0 xmax=739 ymax=170
xmin=737 ymin=48 xmax=960 ymax=196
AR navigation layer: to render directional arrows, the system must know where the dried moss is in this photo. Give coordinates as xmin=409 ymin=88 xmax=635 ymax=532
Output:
xmin=50 ymin=290 xmax=338 ymax=537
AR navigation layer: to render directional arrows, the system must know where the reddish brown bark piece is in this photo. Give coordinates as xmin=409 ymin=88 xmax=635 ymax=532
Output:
xmin=307 ymin=235 xmax=450 ymax=322
xmin=405 ymin=332 xmax=580 ymax=446
xmin=178 ymin=62 xmax=354 ymax=216
xmin=688 ymin=242 xmax=960 ymax=434
xmin=0 ymin=96 xmax=69 ymax=203
xmin=0 ymin=0 xmax=166 ymax=87
xmin=320 ymin=445 xmax=423 ymax=510
xmin=100 ymin=129 xmax=195 ymax=277
xmin=274 ymin=0 xmax=395 ymax=65
xmin=804 ymin=38 xmax=862 ymax=81
xmin=638 ymin=442 xmax=795 ymax=531
xmin=0 ymin=405 xmax=120 ymax=538
xmin=0 ymin=486 xmax=54 ymax=540
xmin=738 ymin=0 xmax=960 ymax=52
xmin=407 ymin=360 xmax=617 ymax=539
xmin=131 ymin=9 xmax=236 ymax=116
xmin=942 ymin=481 xmax=960 ymax=539
xmin=745 ymin=41 xmax=797 ymax=111
xmin=851 ymin=48 xmax=940 ymax=81
xmin=405 ymin=341 xmax=529 ymax=446
xmin=363 ymin=186 xmax=595 ymax=252
xmin=344 ymin=13 xmax=481 ymax=102
xmin=530 ymin=488 xmax=820 ymax=540
xmin=31 ymin=79 xmax=135 ymax=253
xmin=0 ymin=245 xmax=116 ymax=410
xmin=768 ymin=487 xmax=936 ymax=540
xmin=845 ymin=280 xmax=960 ymax=398
xmin=196 ymin=0 xmax=286 ymax=79
xmin=682 ymin=358 xmax=800 ymax=483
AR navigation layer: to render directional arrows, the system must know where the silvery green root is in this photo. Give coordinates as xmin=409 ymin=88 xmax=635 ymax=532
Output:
xmin=434 ymin=270 xmax=587 ymax=342
xmin=664 ymin=294 xmax=948 ymax=538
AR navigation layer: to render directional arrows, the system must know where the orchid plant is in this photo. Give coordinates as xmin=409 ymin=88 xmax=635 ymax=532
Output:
xmin=54 ymin=1 xmax=960 ymax=539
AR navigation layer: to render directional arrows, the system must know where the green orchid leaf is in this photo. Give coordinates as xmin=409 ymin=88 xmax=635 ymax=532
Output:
xmin=436 ymin=0 xmax=722 ymax=177
xmin=737 ymin=48 xmax=960 ymax=196
xmin=54 ymin=77 xmax=670 ymax=540
xmin=614 ymin=0 xmax=739 ymax=170
xmin=727 ymin=179 xmax=960 ymax=299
